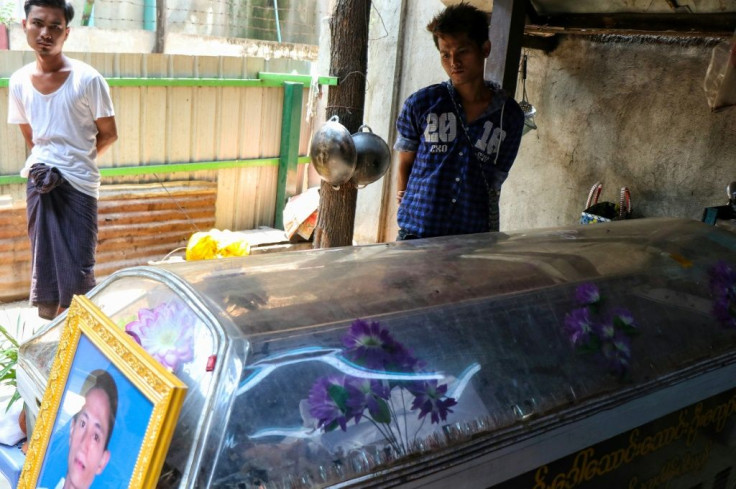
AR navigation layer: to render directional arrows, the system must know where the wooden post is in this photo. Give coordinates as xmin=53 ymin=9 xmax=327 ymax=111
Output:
xmin=486 ymin=0 xmax=526 ymax=95
xmin=312 ymin=0 xmax=371 ymax=249
xmin=154 ymin=0 xmax=166 ymax=54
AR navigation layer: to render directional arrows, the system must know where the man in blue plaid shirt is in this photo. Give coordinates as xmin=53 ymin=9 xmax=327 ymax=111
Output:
xmin=394 ymin=3 xmax=524 ymax=239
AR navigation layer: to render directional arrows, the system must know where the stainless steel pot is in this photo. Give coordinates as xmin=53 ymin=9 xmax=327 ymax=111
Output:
xmin=351 ymin=124 xmax=391 ymax=186
xmin=309 ymin=115 xmax=357 ymax=186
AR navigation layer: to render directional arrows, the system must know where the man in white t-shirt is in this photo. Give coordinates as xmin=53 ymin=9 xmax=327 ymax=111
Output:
xmin=7 ymin=0 xmax=117 ymax=320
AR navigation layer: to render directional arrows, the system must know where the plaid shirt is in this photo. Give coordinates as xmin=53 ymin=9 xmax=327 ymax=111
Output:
xmin=395 ymin=80 xmax=524 ymax=238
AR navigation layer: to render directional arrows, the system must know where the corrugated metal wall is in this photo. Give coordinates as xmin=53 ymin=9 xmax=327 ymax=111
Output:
xmin=0 ymin=51 xmax=314 ymax=301
xmin=0 ymin=182 xmax=217 ymax=301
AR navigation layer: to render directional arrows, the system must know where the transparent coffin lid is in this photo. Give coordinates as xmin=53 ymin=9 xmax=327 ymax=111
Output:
xmin=18 ymin=217 xmax=736 ymax=489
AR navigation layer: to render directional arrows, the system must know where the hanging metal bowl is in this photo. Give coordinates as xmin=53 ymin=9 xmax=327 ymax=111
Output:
xmin=309 ymin=115 xmax=357 ymax=187
xmin=351 ymin=124 xmax=391 ymax=187
xmin=519 ymin=100 xmax=537 ymax=136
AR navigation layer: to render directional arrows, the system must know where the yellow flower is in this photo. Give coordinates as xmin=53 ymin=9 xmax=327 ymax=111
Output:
xmin=185 ymin=231 xmax=218 ymax=260
xmin=216 ymin=230 xmax=250 ymax=258
xmin=185 ymin=229 xmax=250 ymax=260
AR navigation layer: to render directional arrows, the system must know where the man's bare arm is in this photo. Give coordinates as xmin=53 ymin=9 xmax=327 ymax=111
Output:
xmin=19 ymin=124 xmax=34 ymax=150
xmin=95 ymin=116 xmax=118 ymax=157
xmin=396 ymin=150 xmax=416 ymax=204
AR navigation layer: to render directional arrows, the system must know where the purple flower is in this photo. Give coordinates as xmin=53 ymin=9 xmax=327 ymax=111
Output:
xmin=575 ymin=283 xmax=600 ymax=306
xmin=601 ymin=334 xmax=632 ymax=376
xmin=124 ymin=301 xmax=196 ymax=371
xmin=709 ymin=261 xmax=736 ymax=328
xmin=408 ymin=380 xmax=457 ymax=424
xmin=713 ymin=296 xmax=736 ymax=328
xmin=610 ymin=307 xmax=636 ymax=330
xmin=564 ymin=307 xmax=595 ymax=347
xmin=345 ymin=377 xmax=391 ymax=423
xmin=308 ymin=376 xmax=355 ymax=431
xmin=596 ymin=321 xmax=616 ymax=341
xmin=710 ymin=261 xmax=736 ymax=289
xmin=342 ymin=319 xmax=418 ymax=370
xmin=342 ymin=319 xmax=395 ymax=368
xmin=564 ymin=285 xmax=639 ymax=377
xmin=309 ymin=319 xmax=460 ymax=454
xmin=385 ymin=342 xmax=422 ymax=373
xmin=125 ymin=330 xmax=141 ymax=345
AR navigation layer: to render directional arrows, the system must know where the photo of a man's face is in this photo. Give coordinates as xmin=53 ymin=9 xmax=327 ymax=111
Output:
xmin=36 ymin=334 xmax=151 ymax=489
xmin=67 ymin=387 xmax=113 ymax=489
xmin=24 ymin=298 xmax=186 ymax=489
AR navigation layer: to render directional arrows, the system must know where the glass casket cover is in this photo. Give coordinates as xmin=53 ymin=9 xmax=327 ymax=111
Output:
xmin=17 ymin=217 xmax=736 ymax=488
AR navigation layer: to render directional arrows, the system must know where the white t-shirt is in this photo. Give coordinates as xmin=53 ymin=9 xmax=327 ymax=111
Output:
xmin=7 ymin=58 xmax=115 ymax=198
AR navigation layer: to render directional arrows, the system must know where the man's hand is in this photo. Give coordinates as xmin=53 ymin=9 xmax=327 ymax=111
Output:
xmin=396 ymin=150 xmax=416 ymax=207
xmin=19 ymin=124 xmax=34 ymax=150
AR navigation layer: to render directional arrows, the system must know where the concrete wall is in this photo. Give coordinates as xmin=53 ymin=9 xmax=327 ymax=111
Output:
xmin=7 ymin=25 xmax=318 ymax=60
xmin=8 ymin=25 xmax=156 ymax=53
xmin=504 ymin=35 xmax=735 ymax=231
xmin=357 ymin=0 xmax=736 ymax=243
xmin=352 ymin=0 xmax=413 ymax=244
xmin=354 ymin=0 xmax=446 ymax=243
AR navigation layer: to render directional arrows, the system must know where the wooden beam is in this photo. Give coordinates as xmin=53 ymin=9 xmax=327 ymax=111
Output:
xmin=527 ymin=13 xmax=736 ymax=39
xmin=522 ymin=33 xmax=559 ymax=52
xmin=486 ymin=0 xmax=527 ymax=95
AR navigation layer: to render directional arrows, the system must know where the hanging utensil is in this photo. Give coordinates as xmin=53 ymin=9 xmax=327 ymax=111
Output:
xmin=309 ymin=115 xmax=357 ymax=187
xmin=518 ymin=54 xmax=537 ymax=135
xmin=350 ymin=124 xmax=391 ymax=187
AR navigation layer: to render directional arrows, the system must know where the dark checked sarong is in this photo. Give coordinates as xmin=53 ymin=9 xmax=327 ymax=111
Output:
xmin=26 ymin=164 xmax=97 ymax=313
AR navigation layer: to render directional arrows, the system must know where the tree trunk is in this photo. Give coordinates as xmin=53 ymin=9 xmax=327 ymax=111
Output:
xmin=154 ymin=0 xmax=166 ymax=54
xmin=312 ymin=0 xmax=371 ymax=249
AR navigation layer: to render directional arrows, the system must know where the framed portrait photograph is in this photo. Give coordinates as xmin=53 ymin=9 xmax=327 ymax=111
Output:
xmin=18 ymin=296 xmax=187 ymax=489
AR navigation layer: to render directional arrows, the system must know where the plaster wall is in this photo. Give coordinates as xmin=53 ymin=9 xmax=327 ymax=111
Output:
xmin=506 ymin=36 xmax=736 ymax=231
xmin=352 ymin=0 xmax=411 ymax=244
xmin=360 ymin=0 xmax=736 ymax=242
xmin=354 ymin=0 xmax=447 ymax=243
xmin=8 ymin=25 xmax=156 ymax=53
xmin=7 ymin=25 xmax=318 ymax=60
xmin=164 ymin=32 xmax=318 ymax=60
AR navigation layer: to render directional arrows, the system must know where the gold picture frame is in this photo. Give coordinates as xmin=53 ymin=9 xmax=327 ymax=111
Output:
xmin=18 ymin=295 xmax=187 ymax=489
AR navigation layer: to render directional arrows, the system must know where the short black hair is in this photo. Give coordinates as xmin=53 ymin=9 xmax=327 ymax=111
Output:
xmin=426 ymin=2 xmax=490 ymax=50
xmin=24 ymin=0 xmax=75 ymax=26
xmin=78 ymin=369 xmax=118 ymax=450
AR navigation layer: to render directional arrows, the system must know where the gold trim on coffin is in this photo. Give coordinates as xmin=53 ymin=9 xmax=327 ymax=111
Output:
xmin=18 ymin=295 xmax=188 ymax=489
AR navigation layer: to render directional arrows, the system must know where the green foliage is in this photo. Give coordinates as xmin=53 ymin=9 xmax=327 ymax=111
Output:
xmin=0 ymin=0 xmax=15 ymax=26
xmin=0 ymin=322 xmax=21 ymax=412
